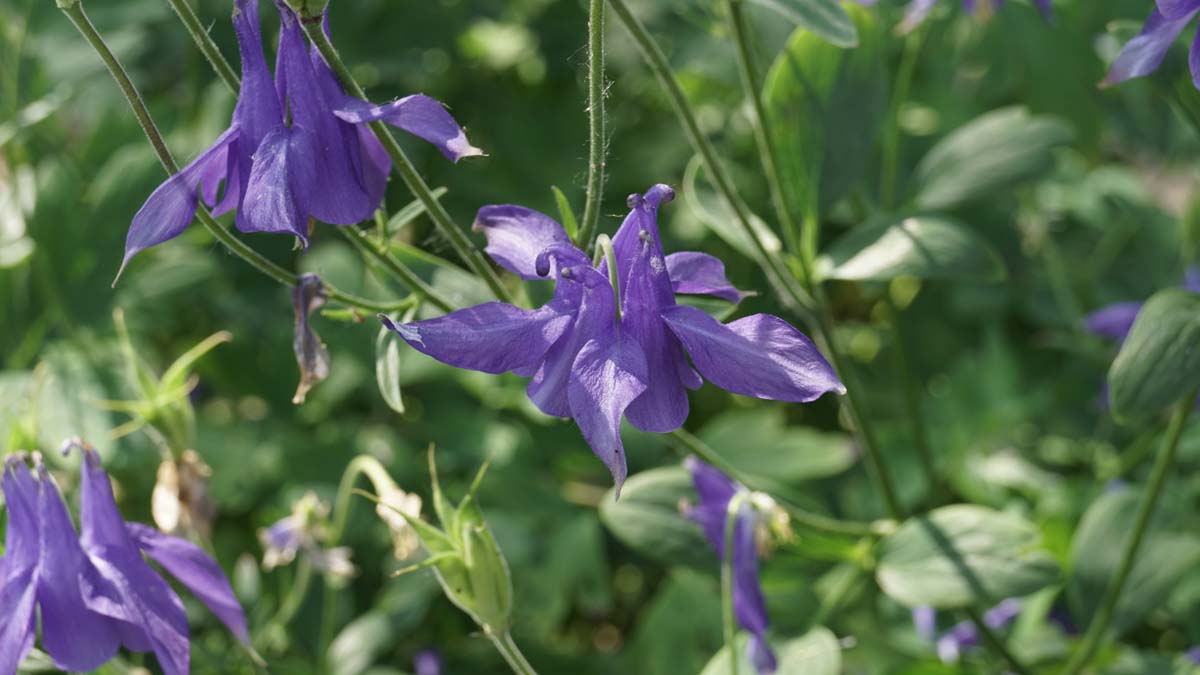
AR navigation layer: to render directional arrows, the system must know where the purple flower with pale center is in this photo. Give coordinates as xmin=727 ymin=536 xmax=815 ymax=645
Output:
xmin=0 ymin=449 xmax=247 ymax=675
xmin=899 ymin=0 xmax=1052 ymax=33
xmin=913 ymin=599 xmax=1021 ymax=664
xmin=381 ymin=184 xmax=843 ymax=490
xmin=121 ymin=0 xmax=478 ymax=275
xmin=1103 ymin=1 xmax=1200 ymax=89
xmin=684 ymin=457 xmax=776 ymax=674
xmin=259 ymin=492 xmax=355 ymax=578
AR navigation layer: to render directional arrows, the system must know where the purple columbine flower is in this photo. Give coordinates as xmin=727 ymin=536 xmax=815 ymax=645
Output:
xmin=0 ymin=448 xmax=247 ymax=675
xmin=684 ymin=457 xmax=777 ymax=674
xmin=1104 ymin=2 xmax=1200 ymax=89
xmin=259 ymin=492 xmax=355 ymax=578
xmin=914 ymin=599 xmax=1021 ymax=664
xmin=122 ymin=0 xmax=478 ymax=275
xmin=899 ymin=0 xmax=1052 ymax=33
xmin=382 ymin=184 xmax=843 ymax=490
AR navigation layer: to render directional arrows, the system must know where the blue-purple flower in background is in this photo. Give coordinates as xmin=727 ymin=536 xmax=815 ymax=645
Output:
xmin=912 ymin=599 xmax=1021 ymax=664
xmin=1103 ymin=1 xmax=1200 ymax=89
xmin=1085 ymin=267 xmax=1200 ymax=341
xmin=382 ymin=184 xmax=843 ymax=490
xmin=0 ymin=446 xmax=247 ymax=675
xmin=898 ymin=0 xmax=1052 ymax=33
xmin=684 ymin=457 xmax=778 ymax=674
xmin=414 ymin=649 xmax=443 ymax=675
xmin=122 ymin=0 xmax=478 ymax=275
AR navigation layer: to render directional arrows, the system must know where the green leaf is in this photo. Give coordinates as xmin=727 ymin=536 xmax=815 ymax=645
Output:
xmin=815 ymin=215 xmax=1005 ymax=282
xmin=375 ymin=322 xmax=405 ymax=414
xmin=682 ymin=156 xmax=782 ymax=262
xmin=551 ymin=185 xmax=579 ymax=241
xmin=599 ymin=467 xmax=712 ymax=569
xmin=876 ymin=504 xmax=1061 ymax=609
xmin=700 ymin=627 xmax=842 ymax=675
xmin=699 ymin=406 xmax=857 ymax=484
xmin=1068 ymin=489 xmax=1200 ymax=636
xmin=909 ymin=107 xmax=1073 ymax=211
xmin=1108 ymin=289 xmax=1200 ymax=419
xmin=763 ymin=2 xmax=885 ymax=220
xmin=746 ymin=0 xmax=857 ymax=48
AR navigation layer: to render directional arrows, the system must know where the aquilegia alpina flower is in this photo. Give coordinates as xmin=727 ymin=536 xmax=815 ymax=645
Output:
xmin=898 ymin=0 xmax=1052 ymax=33
xmin=122 ymin=0 xmax=478 ymax=275
xmin=0 ymin=447 xmax=248 ymax=675
xmin=684 ymin=457 xmax=777 ymax=674
xmin=382 ymin=184 xmax=843 ymax=490
xmin=1103 ymin=2 xmax=1200 ymax=89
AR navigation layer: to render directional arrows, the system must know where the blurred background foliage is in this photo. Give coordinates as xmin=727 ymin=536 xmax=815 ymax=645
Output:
xmin=4 ymin=0 xmax=1200 ymax=672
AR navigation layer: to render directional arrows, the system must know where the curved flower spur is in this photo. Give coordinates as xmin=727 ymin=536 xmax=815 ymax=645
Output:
xmin=382 ymin=184 xmax=845 ymax=492
xmin=120 ymin=0 xmax=480 ymax=277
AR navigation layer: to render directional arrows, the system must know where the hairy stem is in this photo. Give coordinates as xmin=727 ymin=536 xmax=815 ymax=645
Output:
xmin=1061 ymin=392 xmax=1198 ymax=675
xmin=62 ymin=0 xmax=405 ymax=313
xmin=303 ymin=24 xmax=513 ymax=305
xmin=578 ymin=0 xmax=607 ymax=248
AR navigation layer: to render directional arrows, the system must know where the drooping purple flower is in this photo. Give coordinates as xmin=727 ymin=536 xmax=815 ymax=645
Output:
xmin=122 ymin=0 xmax=478 ymax=275
xmin=75 ymin=445 xmax=249 ymax=675
xmin=382 ymin=184 xmax=843 ymax=490
xmin=259 ymin=492 xmax=356 ymax=578
xmin=0 ymin=455 xmax=119 ymax=674
xmin=0 ymin=448 xmax=247 ymax=675
xmin=291 ymin=273 xmax=330 ymax=404
xmin=414 ymin=649 xmax=443 ymax=675
xmin=683 ymin=457 xmax=777 ymax=675
xmin=1103 ymin=2 xmax=1200 ymax=89
xmin=899 ymin=0 xmax=1052 ymax=33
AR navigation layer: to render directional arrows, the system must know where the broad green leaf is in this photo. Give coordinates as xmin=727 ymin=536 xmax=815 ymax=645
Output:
xmin=682 ymin=156 xmax=782 ymax=262
xmin=1068 ymin=489 xmax=1200 ymax=636
xmin=910 ymin=107 xmax=1073 ymax=210
xmin=375 ymin=322 xmax=405 ymax=414
xmin=877 ymin=504 xmax=1061 ymax=609
xmin=747 ymin=0 xmax=857 ymax=48
xmin=699 ymin=406 xmax=857 ymax=484
xmin=629 ymin=570 xmax=722 ymax=675
xmin=763 ymin=3 xmax=885 ymax=220
xmin=599 ymin=467 xmax=711 ymax=569
xmin=700 ymin=627 xmax=842 ymax=675
xmin=1108 ymin=289 xmax=1200 ymax=419
xmin=815 ymin=215 xmax=1005 ymax=282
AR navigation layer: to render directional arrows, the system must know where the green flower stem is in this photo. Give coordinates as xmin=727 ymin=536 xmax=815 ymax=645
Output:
xmin=339 ymin=226 xmax=456 ymax=313
xmin=487 ymin=631 xmax=539 ymax=675
xmin=883 ymin=296 xmax=940 ymax=502
xmin=721 ymin=491 xmax=749 ymax=675
xmin=61 ymin=0 xmax=405 ymax=313
xmin=596 ymin=234 xmax=621 ymax=318
xmin=1061 ymin=392 xmax=1198 ymax=675
xmin=964 ymin=606 xmax=1032 ymax=675
xmin=880 ymin=26 xmax=925 ymax=210
xmin=577 ymin=0 xmax=607 ymax=248
xmin=723 ymin=0 xmax=802 ymax=256
xmin=164 ymin=0 xmax=239 ymax=93
xmin=265 ymin=558 xmax=313 ymax=634
xmin=669 ymin=429 xmax=890 ymax=537
xmin=606 ymin=0 xmax=813 ymax=312
xmin=302 ymin=23 xmax=513 ymax=305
